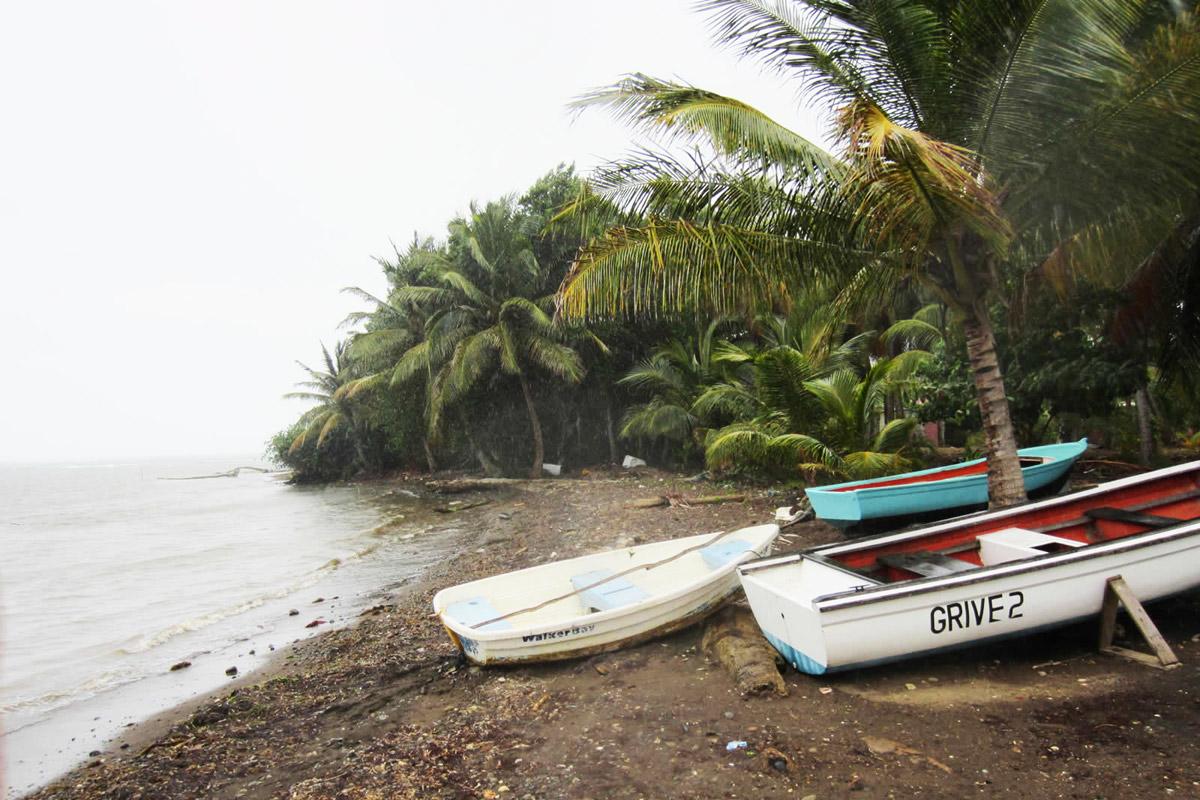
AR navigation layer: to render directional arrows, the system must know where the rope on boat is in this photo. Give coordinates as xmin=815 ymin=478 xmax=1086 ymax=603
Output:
xmin=468 ymin=527 xmax=744 ymax=630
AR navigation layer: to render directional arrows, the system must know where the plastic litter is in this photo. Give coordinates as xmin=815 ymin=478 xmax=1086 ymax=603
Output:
xmin=725 ymin=740 xmax=749 ymax=751
xmin=622 ymin=455 xmax=647 ymax=468
xmin=542 ymin=462 xmax=562 ymax=476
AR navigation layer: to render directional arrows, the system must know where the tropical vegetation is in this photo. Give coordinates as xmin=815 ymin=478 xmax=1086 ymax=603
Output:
xmin=274 ymin=3 xmax=1200 ymax=494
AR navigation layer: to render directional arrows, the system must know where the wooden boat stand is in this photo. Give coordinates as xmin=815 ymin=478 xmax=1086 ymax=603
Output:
xmin=1098 ymin=576 xmax=1181 ymax=669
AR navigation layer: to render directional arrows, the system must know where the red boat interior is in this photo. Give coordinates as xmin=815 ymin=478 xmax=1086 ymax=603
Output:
xmin=829 ymin=468 xmax=1200 ymax=584
xmin=829 ymin=456 xmax=1046 ymax=492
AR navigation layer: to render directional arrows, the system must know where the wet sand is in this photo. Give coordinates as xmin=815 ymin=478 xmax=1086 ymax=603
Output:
xmin=20 ymin=468 xmax=1200 ymax=799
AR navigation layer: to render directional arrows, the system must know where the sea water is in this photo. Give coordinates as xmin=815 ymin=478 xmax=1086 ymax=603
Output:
xmin=0 ymin=456 xmax=460 ymax=797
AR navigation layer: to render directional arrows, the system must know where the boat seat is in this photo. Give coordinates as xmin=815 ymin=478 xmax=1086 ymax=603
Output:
xmin=1084 ymin=507 xmax=1183 ymax=529
xmin=699 ymin=539 xmax=753 ymax=569
xmin=877 ymin=551 xmax=977 ymax=578
xmin=444 ymin=596 xmax=512 ymax=631
xmin=571 ymin=569 xmax=649 ymax=612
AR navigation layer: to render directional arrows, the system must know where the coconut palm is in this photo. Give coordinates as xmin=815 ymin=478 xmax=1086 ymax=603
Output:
xmin=392 ymin=199 xmax=586 ymax=477
xmin=558 ymin=0 xmax=1200 ymax=507
xmin=284 ymin=341 xmax=370 ymax=471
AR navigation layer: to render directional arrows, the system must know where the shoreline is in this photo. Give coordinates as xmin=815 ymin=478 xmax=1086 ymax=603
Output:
xmin=3 ymin=479 xmax=466 ymax=799
xmin=20 ymin=467 xmax=1200 ymax=799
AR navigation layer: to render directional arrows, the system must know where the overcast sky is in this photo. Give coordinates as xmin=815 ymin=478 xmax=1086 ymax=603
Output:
xmin=1 ymin=1 xmax=826 ymax=463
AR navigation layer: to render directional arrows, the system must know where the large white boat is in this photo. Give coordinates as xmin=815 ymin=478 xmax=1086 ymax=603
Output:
xmin=434 ymin=524 xmax=779 ymax=665
xmin=740 ymin=462 xmax=1200 ymax=674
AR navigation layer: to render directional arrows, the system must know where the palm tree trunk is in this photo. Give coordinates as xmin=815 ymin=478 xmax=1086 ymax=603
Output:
xmin=605 ymin=400 xmax=619 ymax=463
xmin=517 ymin=371 xmax=545 ymax=478
xmin=1136 ymin=383 xmax=1155 ymax=467
xmin=962 ymin=305 xmax=1026 ymax=508
xmin=422 ymin=436 xmax=438 ymax=473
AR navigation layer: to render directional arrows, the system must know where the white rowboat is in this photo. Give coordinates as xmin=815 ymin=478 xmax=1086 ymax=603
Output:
xmin=434 ymin=524 xmax=779 ymax=665
xmin=739 ymin=462 xmax=1200 ymax=675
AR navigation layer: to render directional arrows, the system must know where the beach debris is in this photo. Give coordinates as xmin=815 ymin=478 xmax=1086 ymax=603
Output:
xmin=313 ymin=597 xmax=325 ymax=603
xmin=169 ymin=661 xmax=191 ymax=672
xmin=622 ymin=455 xmax=647 ymax=468
xmin=819 ymin=686 xmax=834 ymax=694
xmin=863 ymin=736 xmax=953 ymax=773
xmin=594 ymin=663 xmax=609 ymax=675
xmin=498 ymin=512 xmax=512 ymax=520
xmin=542 ymin=462 xmax=562 ymax=476
xmin=225 ymin=666 xmax=238 ymax=676
xmin=763 ymin=746 xmax=790 ymax=773
xmin=701 ymin=607 xmax=787 ymax=697
xmin=627 ymin=492 xmax=746 ymax=510
xmin=306 ymin=619 xmax=326 ymax=628
xmin=726 ymin=740 xmax=749 ymax=751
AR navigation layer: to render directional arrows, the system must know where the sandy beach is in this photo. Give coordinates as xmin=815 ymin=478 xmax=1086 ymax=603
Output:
xmin=22 ymin=467 xmax=1200 ymax=800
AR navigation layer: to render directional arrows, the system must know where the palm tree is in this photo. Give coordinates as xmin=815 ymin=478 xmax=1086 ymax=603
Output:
xmin=393 ymin=199 xmax=586 ymax=477
xmin=558 ymin=0 xmax=1200 ymax=507
xmin=284 ymin=341 xmax=370 ymax=471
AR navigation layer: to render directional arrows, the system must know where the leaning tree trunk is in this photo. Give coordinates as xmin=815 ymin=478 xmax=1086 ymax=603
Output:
xmin=961 ymin=305 xmax=1027 ymax=508
xmin=517 ymin=371 xmax=545 ymax=479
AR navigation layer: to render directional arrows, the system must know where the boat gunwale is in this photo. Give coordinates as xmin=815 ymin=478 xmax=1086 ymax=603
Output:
xmin=435 ymin=525 xmax=779 ymax=642
xmin=807 ymin=520 xmax=1200 ymax=610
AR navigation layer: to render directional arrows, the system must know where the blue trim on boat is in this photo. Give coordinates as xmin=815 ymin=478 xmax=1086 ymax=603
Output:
xmin=763 ymin=632 xmax=826 ymax=675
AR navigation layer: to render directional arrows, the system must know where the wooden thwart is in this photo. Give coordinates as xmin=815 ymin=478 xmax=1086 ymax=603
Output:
xmin=1098 ymin=576 xmax=1181 ymax=669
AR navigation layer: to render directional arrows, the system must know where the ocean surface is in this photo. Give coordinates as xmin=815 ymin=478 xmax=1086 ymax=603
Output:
xmin=0 ymin=456 xmax=462 ymax=798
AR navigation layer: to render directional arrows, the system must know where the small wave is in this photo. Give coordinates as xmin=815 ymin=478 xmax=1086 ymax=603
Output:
xmin=118 ymin=542 xmax=384 ymax=654
xmin=0 ymin=667 xmax=137 ymax=721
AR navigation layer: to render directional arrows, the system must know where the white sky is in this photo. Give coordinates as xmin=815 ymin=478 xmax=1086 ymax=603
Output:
xmin=0 ymin=1 xmax=826 ymax=463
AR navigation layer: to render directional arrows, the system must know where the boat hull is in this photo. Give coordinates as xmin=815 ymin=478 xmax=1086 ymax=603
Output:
xmin=742 ymin=526 xmax=1200 ymax=674
xmin=806 ymin=439 xmax=1087 ymax=529
xmin=434 ymin=524 xmax=780 ymax=665
xmin=741 ymin=461 xmax=1200 ymax=674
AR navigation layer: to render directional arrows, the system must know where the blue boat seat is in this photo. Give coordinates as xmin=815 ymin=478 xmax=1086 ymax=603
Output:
xmin=444 ymin=596 xmax=512 ymax=631
xmin=571 ymin=569 xmax=648 ymax=612
xmin=699 ymin=539 xmax=753 ymax=569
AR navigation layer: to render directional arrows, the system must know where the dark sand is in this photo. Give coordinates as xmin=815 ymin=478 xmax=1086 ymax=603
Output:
xmin=23 ymin=467 xmax=1200 ymax=799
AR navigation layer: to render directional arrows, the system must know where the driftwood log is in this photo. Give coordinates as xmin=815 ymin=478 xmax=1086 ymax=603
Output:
xmin=701 ymin=606 xmax=787 ymax=697
xmin=425 ymin=477 xmax=523 ymax=494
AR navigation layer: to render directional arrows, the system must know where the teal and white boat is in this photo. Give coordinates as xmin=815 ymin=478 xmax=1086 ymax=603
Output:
xmin=806 ymin=439 xmax=1088 ymax=530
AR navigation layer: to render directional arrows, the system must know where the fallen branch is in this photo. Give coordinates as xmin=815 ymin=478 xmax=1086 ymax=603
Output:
xmin=1078 ymin=459 xmax=1149 ymax=472
xmin=626 ymin=493 xmax=745 ymax=509
xmin=433 ymin=499 xmax=491 ymax=514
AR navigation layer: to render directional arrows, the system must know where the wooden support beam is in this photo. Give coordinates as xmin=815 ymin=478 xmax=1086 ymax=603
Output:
xmin=1098 ymin=576 xmax=1181 ymax=669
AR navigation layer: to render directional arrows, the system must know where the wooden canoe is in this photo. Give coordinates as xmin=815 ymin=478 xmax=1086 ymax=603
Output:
xmin=805 ymin=439 xmax=1088 ymax=530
